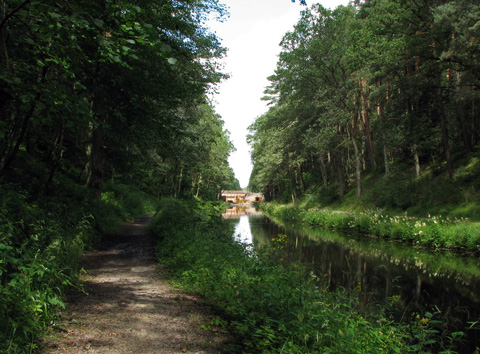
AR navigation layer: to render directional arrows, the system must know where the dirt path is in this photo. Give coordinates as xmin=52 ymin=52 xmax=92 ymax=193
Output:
xmin=40 ymin=216 xmax=231 ymax=354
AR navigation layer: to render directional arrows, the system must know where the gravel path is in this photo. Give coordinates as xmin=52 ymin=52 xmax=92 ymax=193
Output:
xmin=40 ymin=216 xmax=231 ymax=354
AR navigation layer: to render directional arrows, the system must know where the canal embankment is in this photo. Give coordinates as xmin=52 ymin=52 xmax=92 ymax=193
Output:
xmin=149 ymin=198 xmax=470 ymax=353
xmin=260 ymin=202 xmax=480 ymax=254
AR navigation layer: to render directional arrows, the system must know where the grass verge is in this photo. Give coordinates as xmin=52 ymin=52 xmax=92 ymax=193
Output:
xmin=261 ymin=202 xmax=480 ymax=253
xmin=150 ymin=198 xmax=462 ymax=353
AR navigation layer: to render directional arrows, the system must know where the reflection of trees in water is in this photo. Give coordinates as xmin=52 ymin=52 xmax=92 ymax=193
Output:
xmin=250 ymin=218 xmax=480 ymax=345
xmin=228 ymin=214 xmax=480 ymax=350
xmin=222 ymin=206 xmax=263 ymax=218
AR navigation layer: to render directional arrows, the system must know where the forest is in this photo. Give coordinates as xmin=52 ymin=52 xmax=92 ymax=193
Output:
xmin=248 ymin=0 xmax=480 ymax=216
xmin=0 ymin=0 xmax=239 ymax=351
xmin=2 ymin=0 xmax=480 ymax=352
xmin=0 ymin=0 xmax=240 ymax=198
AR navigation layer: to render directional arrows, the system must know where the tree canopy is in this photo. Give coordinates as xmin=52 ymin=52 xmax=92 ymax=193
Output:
xmin=249 ymin=0 xmax=480 ymax=204
xmin=0 ymin=0 xmax=239 ymax=199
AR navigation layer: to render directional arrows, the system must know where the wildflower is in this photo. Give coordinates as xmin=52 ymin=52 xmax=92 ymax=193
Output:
xmin=355 ymin=282 xmax=362 ymax=293
xmin=391 ymin=295 xmax=401 ymax=305
xmin=420 ymin=317 xmax=429 ymax=326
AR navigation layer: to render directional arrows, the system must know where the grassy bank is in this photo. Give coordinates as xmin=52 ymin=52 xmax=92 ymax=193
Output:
xmin=150 ymin=198 xmax=461 ymax=353
xmin=261 ymin=202 xmax=480 ymax=253
xmin=0 ymin=173 xmax=158 ymax=353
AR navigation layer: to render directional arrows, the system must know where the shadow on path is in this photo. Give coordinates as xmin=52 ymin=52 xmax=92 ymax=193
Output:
xmin=40 ymin=216 xmax=231 ymax=354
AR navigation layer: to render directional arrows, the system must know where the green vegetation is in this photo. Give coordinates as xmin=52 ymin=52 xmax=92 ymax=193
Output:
xmin=3 ymin=0 xmax=479 ymax=352
xmin=0 ymin=0 xmax=238 ymax=351
xmin=0 ymin=0 xmax=238 ymax=201
xmin=261 ymin=202 xmax=480 ymax=253
xmin=151 ymin=198 xmax=462 ymax=353
xmin=248 ymin=0 xmax=480 ymax=217
xmin=0 ymin=171 xmax=158 ymax=353
xmin=247 ymin=0 xmax=480 ymax=266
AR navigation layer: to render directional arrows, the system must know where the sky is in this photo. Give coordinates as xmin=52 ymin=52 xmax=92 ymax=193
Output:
xmin=208 ymin=0 xmax=350 ymax=188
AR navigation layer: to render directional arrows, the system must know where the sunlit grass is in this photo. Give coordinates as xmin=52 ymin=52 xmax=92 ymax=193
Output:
xmin=150 ymin=199 xmax=464 ymax=353
xmin=262 ymin=203 xmax=480 ymax=253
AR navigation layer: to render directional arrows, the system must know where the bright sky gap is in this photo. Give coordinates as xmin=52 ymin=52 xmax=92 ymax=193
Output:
xmin=208 ymin=0 xmax=350 ymax=188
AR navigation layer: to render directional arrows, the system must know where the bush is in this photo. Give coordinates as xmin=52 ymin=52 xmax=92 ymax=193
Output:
xmin=151 ymin=199 xmax=420 ymax=353
xmin=0 ymin=186 xmax=90 ymax=352
xmin=0 ymin=177 xmax=159 ymax=352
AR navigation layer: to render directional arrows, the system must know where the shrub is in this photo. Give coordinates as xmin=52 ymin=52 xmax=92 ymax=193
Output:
xmin=151 ymin=199 xmax=421 ymax=353
xmin=0 ymin=187 xmax=87 ymax=353
xmin=0 ymin=178 xmax=158 ymax=352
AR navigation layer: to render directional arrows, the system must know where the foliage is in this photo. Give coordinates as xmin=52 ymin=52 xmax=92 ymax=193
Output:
xmin=248 ymin=0 xmax=480 ymax=208
xmin=0 ymin=0 xmax=238 ymax=350
xmin=0 ymin=0 xmax=235 ymax=200
xmin=149 ymin=198 xmax=455 ymax=353
xmin=261 ymin=202 xmax=480 ymax=253
xmin=0 ymin=159 xmax=164 ymax=352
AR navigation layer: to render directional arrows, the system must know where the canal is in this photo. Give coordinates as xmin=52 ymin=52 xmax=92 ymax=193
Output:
xmin=223 ymin=206 xmax=480 ymax=351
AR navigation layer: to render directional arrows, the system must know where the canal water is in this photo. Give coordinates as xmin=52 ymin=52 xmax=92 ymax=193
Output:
xmin=223 ymin=206 xmax=480 ymax=350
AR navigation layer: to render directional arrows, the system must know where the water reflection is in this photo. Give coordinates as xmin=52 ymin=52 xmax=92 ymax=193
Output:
xmin=233 ymin=216 xmax=253 ymax=243
xmin=223 ymin=208 xmax=480 ymax=350
xmin=222 ymin=205 xmax=263 ymax=219
xmin=223 ymin=206 xmax=265 ymax=244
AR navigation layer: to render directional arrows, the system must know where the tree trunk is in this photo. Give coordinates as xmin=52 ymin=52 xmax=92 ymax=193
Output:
xmin=45 ymin=120 xmax=66 ymax=193
xmin=473 ymin=94 xmax=478 ymax=147
xmin=297 ymin=164 xmax=305 ymax=195
xmin=170 ymin=162 xmax=179 ymax=197
xmin=88 ymin=125 xmax=105 ymax=199
xmin=359 ymin=77 xmax=375 ymax=168
xmin=336 ymin=152 xmax=345 ymax=198
xmin=436 ymin=66 xmax=454 ymax=178
xmin=378 ymin=102 xmax=390 ymax=177
xmin=455 ymin=71 xmax=473 ymax=152
xmin=348 ymin=123 xmax=362 ymax=198
xmin=352 ymin=135 xmax=362 ymax=198
xmin=433 ymin=40 xmax=454 ymax=178
xmin=176 ymin=167 xmax=183 ymax=198
xmin=0 ymin=0 xmax=10 ymax=72
xmin=412 ymin=144 xmax=420 ymax=177
xmin=289 ymin=167 xmax=298 ymax=203
xmin=0 ymin=66 xmax=48 ymax=173
xmin=195 ymin=174 xmax=202 ymax=198
xmin=383 ymin=134 xmax=389 ymax=177
xmin=319 ymin=152 xmax=328 ymax=186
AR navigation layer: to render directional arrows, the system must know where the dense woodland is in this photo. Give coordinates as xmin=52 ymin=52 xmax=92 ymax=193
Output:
xmin=249 ymin=0 xmax=480 ymax=209
xmin=0 ymin=0 xmax=240 ymax=351
xmin=0 ymin=0 xmax=239 ymax=200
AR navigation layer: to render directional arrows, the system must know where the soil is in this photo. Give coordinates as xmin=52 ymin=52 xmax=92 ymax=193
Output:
xmin=40 ymin=215 xmax=232 ymax=354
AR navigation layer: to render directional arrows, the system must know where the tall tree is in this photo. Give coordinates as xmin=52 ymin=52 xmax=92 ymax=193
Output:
xmin=248 ymin=0 xmax=480 ymax=204
xmin=0 ymin=0 xmax=234 ymax=198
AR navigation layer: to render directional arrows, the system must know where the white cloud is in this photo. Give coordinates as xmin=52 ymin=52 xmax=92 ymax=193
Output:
xmin=209 ymin=0 xmax=349 ymax=188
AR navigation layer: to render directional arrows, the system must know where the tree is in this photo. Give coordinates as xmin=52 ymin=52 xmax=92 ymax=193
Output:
xmin=249 ymin=0 xmax=480 ymax=204
xmin=0 ymin=0 xmax=234 ymax=198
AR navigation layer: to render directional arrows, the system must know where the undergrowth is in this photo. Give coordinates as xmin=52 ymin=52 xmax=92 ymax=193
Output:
xmin=261 ymin=203 xmax=480 ymax=253
xmin=150 ymin=198 xmax=456 ymax=353
xmin=0 ymin=169 xmax=158 ymax=353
